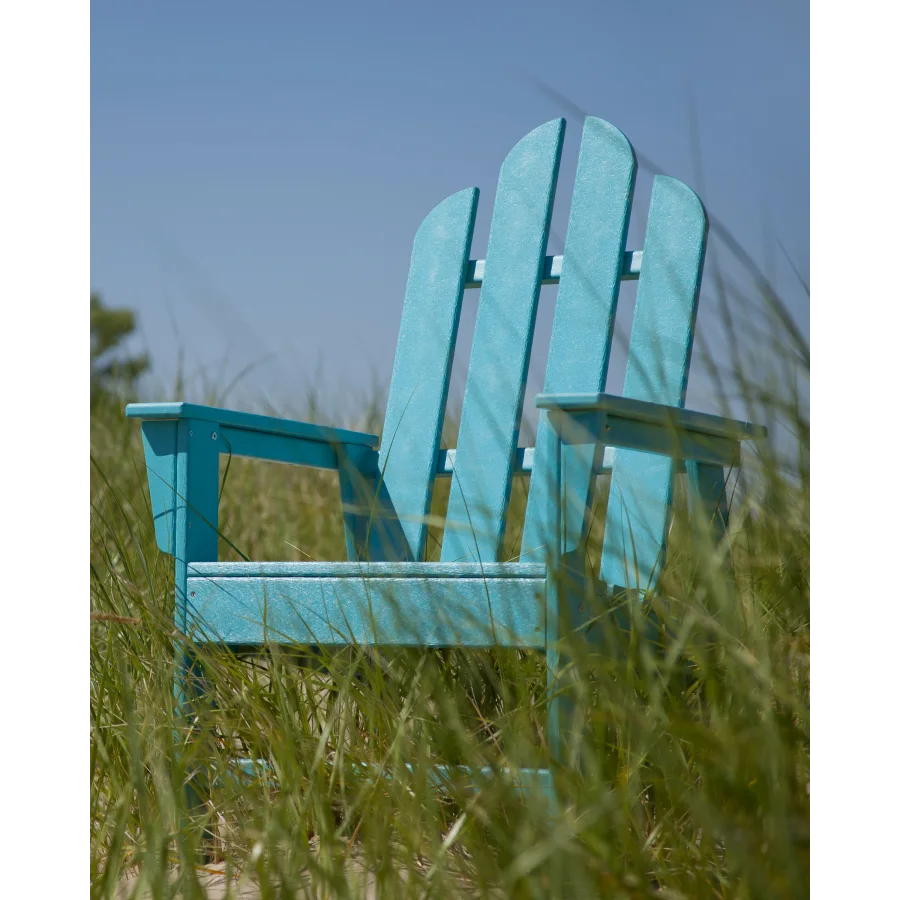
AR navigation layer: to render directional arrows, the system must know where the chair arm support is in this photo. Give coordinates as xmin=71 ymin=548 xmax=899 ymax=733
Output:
xmin=535 ymin=392 xmax=765 ymax=467
xmin=126 ymin=402 xmax=380 ymax=555
xmin=126 ymin=401 xmax=378 ymax=448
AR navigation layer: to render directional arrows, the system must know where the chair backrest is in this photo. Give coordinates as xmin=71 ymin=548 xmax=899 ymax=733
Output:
xmin=358 ymin=116 xmax=707 ymax=588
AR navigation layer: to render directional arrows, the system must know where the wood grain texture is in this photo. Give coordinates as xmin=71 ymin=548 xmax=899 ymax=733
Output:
xmin=186 ymin=568 xmax=546 ymax=649
xmin=599 ymin=177 xmax=709 ymax=591
xmin=377 ymin=188 xmax=479 ymax=561
xmin=539 ymin=403 xmax=747 ymax=469
xmin=522 ymin=117 xmax=636 ymax=562
xmin=534 ymin=391 xmax=765 ymax=440
xmin=190 ymin=561 xmax=545 ymax=578
xmin=441 ymin=119 xmax=565 ymax=564
xmin=126 ymin=402 xmax=378 ymax=448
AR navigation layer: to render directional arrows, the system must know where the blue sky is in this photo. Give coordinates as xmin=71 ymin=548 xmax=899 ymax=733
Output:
xmin=91 ymin=0 xmax=808 ymax=423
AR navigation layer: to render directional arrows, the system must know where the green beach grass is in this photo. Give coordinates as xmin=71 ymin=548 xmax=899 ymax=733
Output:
xmin=91 ymin=276 xmax=809 ymax=897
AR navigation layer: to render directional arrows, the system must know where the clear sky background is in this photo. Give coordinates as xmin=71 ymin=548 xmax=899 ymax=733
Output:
xmin=91 ymin=0 xmax=809 ymax=427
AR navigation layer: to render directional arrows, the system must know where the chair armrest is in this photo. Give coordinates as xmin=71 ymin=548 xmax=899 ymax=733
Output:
xmin=126 ymin=402 xmax=378 ymax=448
xmin=535 ymin=392 xmax=765 ymax=467
xmin=126 ymin=401 xmax=380 ymax=471
xmin=127 ymin=403 xmax=380 ymax=556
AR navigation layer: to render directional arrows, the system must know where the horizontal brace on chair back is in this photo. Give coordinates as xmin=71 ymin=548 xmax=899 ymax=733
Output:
xmin=434 ymin=445 xmax=691 ymax=478
xmin=464 ymin=250 xmax=642 ymax=289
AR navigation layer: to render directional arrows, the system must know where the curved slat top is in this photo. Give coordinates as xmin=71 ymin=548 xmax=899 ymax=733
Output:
xmin=377 ymin=187 xmax=480 ymax=560
xmin=621 ymin=176 xmax=708 ymax=407
xmin=521 ymin=117 xmax=636 ymax=561
xmin=600 ymin=175 xmax=709 ymax=592
xmin=441 ymin=119 xmax=565 ymax=563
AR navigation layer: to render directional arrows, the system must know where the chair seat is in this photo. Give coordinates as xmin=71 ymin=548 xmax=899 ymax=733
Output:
xmin=186 ymin=561 xmax=547 ymax=649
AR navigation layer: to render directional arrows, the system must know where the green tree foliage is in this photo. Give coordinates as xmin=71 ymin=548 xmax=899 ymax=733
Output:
xmin=90 ymin=292 xmax=149 ymax=404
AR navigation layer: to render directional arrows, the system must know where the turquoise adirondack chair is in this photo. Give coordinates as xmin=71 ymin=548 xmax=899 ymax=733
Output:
xmin=126 ymin=117 xmax=764 ymax=800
